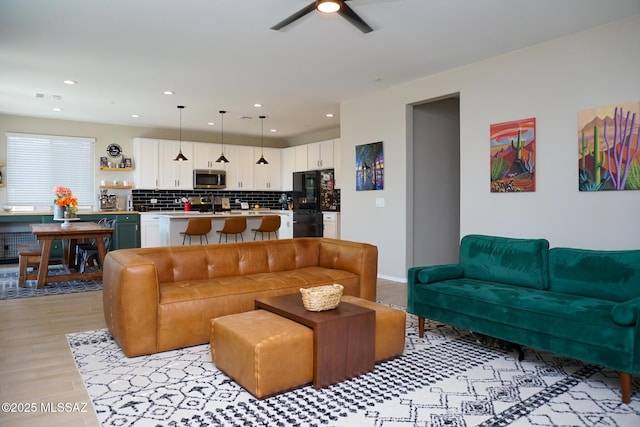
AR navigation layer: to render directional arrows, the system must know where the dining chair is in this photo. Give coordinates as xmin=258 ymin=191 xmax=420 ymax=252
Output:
xmin=76 ymin=218 xmax=115 ymax=273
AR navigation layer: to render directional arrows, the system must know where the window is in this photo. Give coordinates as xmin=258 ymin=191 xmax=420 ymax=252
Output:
xmin=6 ymin=132 xmax=95 ymax=209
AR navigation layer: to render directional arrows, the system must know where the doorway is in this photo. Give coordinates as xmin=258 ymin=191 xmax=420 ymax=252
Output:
xmin=408 ymin=96 xmax=460 ymax=267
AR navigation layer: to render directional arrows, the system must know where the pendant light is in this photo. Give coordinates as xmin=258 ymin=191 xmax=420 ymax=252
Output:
xmin=256 ymin=115 xmax=269 ymax=165
xmin=215 ymin=110 xmax=229 ymax=163
xmin=173 ymin=105 xmax=188 ymax=161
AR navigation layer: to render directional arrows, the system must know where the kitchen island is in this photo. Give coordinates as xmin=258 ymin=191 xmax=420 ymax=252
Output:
xmin=158 ymin=210 xmax=293 ymax=246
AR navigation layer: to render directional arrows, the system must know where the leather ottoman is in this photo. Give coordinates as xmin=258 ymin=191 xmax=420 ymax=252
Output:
xmin=210 ymin=309 xmax=313 ymax=398
xmin=341 ymin=296 xmax=406 ymax=361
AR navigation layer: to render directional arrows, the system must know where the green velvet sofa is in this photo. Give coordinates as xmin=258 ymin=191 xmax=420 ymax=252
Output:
xmin=407 ymin=234 xmax=640 ymax=403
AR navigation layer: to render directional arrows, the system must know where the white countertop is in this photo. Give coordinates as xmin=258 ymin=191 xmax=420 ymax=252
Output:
xmin=156 ymin=210 xmax=291 ymax=218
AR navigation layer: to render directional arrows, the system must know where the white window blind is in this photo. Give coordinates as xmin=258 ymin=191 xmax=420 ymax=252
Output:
xmin=6 ymin=132 xmax=95 ymax=208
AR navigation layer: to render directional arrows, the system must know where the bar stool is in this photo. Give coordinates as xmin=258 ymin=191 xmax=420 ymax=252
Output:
xmin=180 ymin=217 xmax=212 ymax=245
xmin=251 ymin=215 xmax=281 ymax=240
xmin=216 ymin=217 xmax=247 ymax=243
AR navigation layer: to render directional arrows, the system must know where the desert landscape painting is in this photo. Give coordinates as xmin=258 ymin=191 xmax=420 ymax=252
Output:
xmin=490 ymin=117 xmax=536 ymax=192
xmin=578 ymin=101 xmax=640 ymax=191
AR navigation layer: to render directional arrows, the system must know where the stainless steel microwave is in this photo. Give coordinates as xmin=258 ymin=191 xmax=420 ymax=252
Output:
xmin=193 ymin=169 xmax=226 ymax=189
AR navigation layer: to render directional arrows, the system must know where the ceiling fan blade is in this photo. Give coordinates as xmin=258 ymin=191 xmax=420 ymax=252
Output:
xmin=271 ymin=2 xmax=317 ymax=31
xmin=339 ymin=2 xmax=374 ymax=33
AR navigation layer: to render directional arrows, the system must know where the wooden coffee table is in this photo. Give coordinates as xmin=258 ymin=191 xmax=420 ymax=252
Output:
xmin=255 ymin=293 xmax=375 ymax=388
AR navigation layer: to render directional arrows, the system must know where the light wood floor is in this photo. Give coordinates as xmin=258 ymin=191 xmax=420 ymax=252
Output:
xmin=0 ymin=278 xmax=407 ymax=427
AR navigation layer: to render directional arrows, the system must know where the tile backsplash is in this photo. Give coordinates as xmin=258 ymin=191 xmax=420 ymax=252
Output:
xmin=132 ymin=189 xmax=340 ymax=211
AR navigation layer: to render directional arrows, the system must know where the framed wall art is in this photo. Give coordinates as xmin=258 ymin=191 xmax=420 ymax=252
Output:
xmin=355 ymin=141 xmax=384 ymax=191
xmin=578 ymin=101 xmax=640 ymax=191
xmin=490 ymin=117 xmax=536 ymax=192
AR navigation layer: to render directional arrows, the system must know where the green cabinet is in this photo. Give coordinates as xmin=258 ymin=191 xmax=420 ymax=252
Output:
xmin=73 ymin=213 xmax=140 ymax=250
xmin=112 ymin=214 xmax=140 ymax=249
xmin=0 ymin=213 xmax=140 ymax=262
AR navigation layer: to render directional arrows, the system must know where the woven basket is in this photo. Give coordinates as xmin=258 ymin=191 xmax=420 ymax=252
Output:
xmin=300 ymin=284 xmax=344 ymax=312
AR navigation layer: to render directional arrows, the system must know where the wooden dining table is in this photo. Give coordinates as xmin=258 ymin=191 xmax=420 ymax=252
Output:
xmin=29 ymin=222 xmax=114 ymax=288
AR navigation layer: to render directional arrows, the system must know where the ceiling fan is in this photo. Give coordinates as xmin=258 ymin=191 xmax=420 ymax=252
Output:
xmin=271 ymin=0 xmax=373 ymax=34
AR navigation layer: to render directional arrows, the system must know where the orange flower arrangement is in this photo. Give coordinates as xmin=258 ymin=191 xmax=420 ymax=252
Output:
xmin=53 ymin=186 xmax=78 ymax=215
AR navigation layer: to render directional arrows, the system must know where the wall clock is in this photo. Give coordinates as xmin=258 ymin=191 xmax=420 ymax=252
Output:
xmin=106 ymin=143 xmax=123 ymax=158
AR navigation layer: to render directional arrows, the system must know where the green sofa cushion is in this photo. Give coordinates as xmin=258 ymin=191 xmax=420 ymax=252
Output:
xmin=459 ymin=235 xmax=550 ymax=290
xmin=549 ymin=248 xmax=640 ymax=302
xmin=417 ymin=264 xmax=464 ymax=284
xmin=611 ymin=304 xmax=636 ymax=326
xmin=611 ymin=296 xmax=640 ymax=326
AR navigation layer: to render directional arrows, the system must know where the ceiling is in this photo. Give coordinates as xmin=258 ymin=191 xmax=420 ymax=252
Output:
xmin=1 ymin=0 xmax=639 ymax=142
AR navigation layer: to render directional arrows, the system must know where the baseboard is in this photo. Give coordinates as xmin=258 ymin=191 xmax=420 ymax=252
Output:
xmin=378 ymin=274 xmax=407 ymax=283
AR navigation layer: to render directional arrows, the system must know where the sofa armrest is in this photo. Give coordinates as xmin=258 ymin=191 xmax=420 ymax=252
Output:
xmin=408 ymin=264 xmax=463 ymax=315
xmin=611 ymin=296 xmax=640 ymax=326
xmin=414 ymin=264 xmax=464 ymax=284
xmin=103 ymin=249 xmax=161 ymax=357
xmin=318 ymin=238 xmax=378 ymax=301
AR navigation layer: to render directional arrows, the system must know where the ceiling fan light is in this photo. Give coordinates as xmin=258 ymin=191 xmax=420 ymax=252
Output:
xmin=317 ymin=0 xmax=341 ymax=14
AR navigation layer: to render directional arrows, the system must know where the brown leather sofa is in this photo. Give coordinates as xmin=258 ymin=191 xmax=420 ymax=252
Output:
xmin=103 ymin=238 xmax=378 ymax=357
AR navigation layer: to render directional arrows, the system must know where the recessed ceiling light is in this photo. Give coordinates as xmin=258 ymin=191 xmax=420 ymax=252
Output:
xmin=270 ymin=129 xmax=277 ymax=133
xmin=52 ymin=107 xmax=63 ymax=112
xmin=131 ymin=114 xmax=140 ymax=118
xmin=63 ymin=80 xmax=77 ymax=85
xmin=207 ymin=122 xmax=215 ymax=126
xmin=253 ymin=103 xmax=263 ymax=108
xmin=163 ymin=91 xmax=175 ymax=95
xmin=325 ymin=113 xmax=334 ymax=118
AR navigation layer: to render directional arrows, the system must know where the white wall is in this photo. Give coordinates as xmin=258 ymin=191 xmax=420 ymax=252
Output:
xmin=340 ymin=15 xmax=640 ymax=281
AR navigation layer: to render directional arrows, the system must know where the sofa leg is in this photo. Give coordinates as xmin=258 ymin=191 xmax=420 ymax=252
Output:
xmin=418 ymin=317 xmax=425 ymax=338
xmin=620 ymin=372 xmax=632 ymax=404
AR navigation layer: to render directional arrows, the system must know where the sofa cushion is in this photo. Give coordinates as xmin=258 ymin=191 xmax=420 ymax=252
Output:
xmin=459 ymin=235 xmax=549 ymax=290
xmin=417 ymin=264 xmax=464 ymax=284
xmin=549 ymin=248 xmax=640 ymax=302
xmin=413 ymin=279 xmax=634 ymax=354
xmin=611 ymin=303 xmax=637 ymax=326
xmin=159 ymin=266 xmax=359 ymax=305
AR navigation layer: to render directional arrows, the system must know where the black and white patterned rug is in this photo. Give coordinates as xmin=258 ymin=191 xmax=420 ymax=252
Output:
xmin=67 ymin=314 xmax=640 ymax=426
xmin=0 ymin=266 xmax=102 ymax=300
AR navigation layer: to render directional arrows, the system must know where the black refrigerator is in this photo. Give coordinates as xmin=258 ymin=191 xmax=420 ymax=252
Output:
xmin=292 ymin=170 xmax=324 ymax=237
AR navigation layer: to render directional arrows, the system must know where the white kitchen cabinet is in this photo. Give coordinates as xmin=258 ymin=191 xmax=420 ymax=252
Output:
xmin=281 ymin=147 xmax=295 ymax=191
xmin=193 ymin=141 xmax=223 ymax=169
xmin=282 ymin=145 xmax=310 ymax=191
xmin=140 ymin=212 xmax=161 ymax=247
xmin=133 ymin=138 xmax=160 ymax=189
xmin=254 ymin=147 xmax=281 ymax=190
xmin=333 ymin=138 xmax=341 ymax=189
xmin=307 ymin=139 xmax=334 ymax=170
xmin=224 ymin=145 xmax=255 ymax=190
xmin=294 ymin=145 xmax=308 ymax=171
xmin=323 ymin=212 xmax=340 ymax=239
xmin=279 ymin=211 xmax=294 ymax=239
xmin=158 ymin=139 xmax=193 ymax=190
